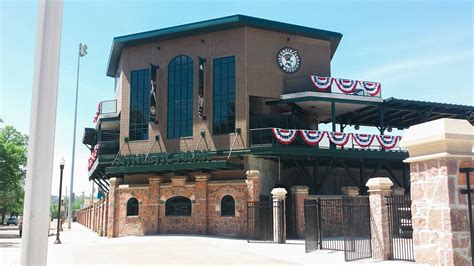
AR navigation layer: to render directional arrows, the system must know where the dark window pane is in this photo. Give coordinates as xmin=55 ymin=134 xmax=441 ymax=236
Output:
xmin=212 ymin=56 xmax=235 ymax=135
xmin=167 ymin=55 xmax=194 ymax=138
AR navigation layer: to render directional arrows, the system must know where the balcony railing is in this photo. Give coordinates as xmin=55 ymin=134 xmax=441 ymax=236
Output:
xmin=250 ymin=128 xmax=403 ymax=152
xmin=99 ymin=140 xmax=119 ymax=156
xmin=284 ymin=76 xmax=382 ymax=98
xmin=99 ymin=100 xmax=117 ymax=114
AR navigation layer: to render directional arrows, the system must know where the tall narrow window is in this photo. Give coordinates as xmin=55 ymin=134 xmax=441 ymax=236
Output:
xmin=129 ymin=69 xmax=150 ymax=141
xmin=167 ymin=55 xmax=194 ymax=138
xmin=221 ymin=195 xmax=235 ymax=216
xmin=213 ymin=56 xmax=236 ymax=134
xmin=126 ymin=197 xmax=139 ymax=216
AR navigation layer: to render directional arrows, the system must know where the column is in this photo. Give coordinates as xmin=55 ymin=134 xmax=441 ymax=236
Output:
xmin=341 ymin=186 xmax=359 ymax=196
xmin=271 ymin=187 xmax=287 ymax=244
xmin=195 ymin=173 xmax=210 ymax=235
xmin=148 ymin=177 xmax=162 ymax=234
xmin=400 ymin=118 xmax=473 ymax=265
xmin=366 ymin=177 xmax=393 ymax=260
xmin=107 ymin=177 xmax=123 ymax=237
xmin=290 ymin=185 xmax=309 ymax=239
xmin=103 ymin=195 xmax=109 ymax=236
xmin=246 ymin=170 xmax=260 ymax=201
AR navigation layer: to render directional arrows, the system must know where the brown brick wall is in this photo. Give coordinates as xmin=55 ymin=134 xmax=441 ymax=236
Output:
xmin=116 ymin=26 xmax=332 ymax=155
xmin=76 ymin=173 xmax=261 ymax=238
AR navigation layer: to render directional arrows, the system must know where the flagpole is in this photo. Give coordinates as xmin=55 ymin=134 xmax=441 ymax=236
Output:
xmin=21 ymin=0 xmax=63 ymax=265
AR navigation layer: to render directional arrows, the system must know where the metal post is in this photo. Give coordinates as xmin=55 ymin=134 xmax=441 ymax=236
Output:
xmin=20 ymin=1 xmax=63 ymax=264
xmin=54 ymin=162 xmax=65 ymax=244
xmin=460 ymin=168 xmax=474 ymax=260
xmin=68 ymin=43 xmax=87 ymax=229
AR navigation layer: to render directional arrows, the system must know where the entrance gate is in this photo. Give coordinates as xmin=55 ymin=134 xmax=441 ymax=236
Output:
xmin=386 ymin=195 xmax=415 ymax=261
xmin=247 ymin=201 xmax=284 ymax=243
xmin=304 ymin=196 xmax=372 ymax=262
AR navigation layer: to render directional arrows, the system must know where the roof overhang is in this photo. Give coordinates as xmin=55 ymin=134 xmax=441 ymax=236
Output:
xmin=106 ymin=14 xmax=343 ymax=77
xmin=106 ymin=160 xmax=243 ymax=175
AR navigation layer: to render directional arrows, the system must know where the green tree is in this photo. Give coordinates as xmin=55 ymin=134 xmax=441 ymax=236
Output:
xmin=0 ymin=123 xmax=28 ymax=223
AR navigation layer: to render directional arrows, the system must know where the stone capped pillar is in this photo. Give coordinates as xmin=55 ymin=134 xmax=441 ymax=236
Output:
xmin=107 ymin=177 xmax=123 ymax=238
xmin=341 ymin=186 xmax=360 ymax=197
xmin=271 ymin=187 xmax=287 ymax=244
xmin=290 ymin=185 xmax=309 ymax=239
xmin=246 ymin=170 xmax=260 ymax=201
xmin=195 ymin=173 xmax=210 ymax=235
xmin=400 ymin=118 xmax=473 ymax=265
xmin=366 ymin=177 xmax=393 ymax=260
xmin=148 ymin=177 xmax=162 ymax=234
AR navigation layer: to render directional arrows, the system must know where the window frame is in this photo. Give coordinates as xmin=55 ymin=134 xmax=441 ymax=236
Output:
xmin=220 ymin=195 xmax=235 ymax=217
xmin=167 ymin=55 xmax=194 ymax=139
xmin=165 ymin=196 xmax=192 ymax=216
xmin=212 ymin=56 xmax=236 ymax=135
xmin=129 ymin=69 xmax=150 ymax=141
xmin=126 ymin=197 xmax=139 ymax=216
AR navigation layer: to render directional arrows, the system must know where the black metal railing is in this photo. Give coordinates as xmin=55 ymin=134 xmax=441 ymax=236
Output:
xmin=249 ymin=128 xmax=404 ymax=152
xmin=343 ymin=196 xmax=372 ymax=262
xmin=386 ymin=195 xmax=415 ymax=262
xmin=304 ymin=196 xmax=372 ymax=262
xmin=304 ymin=199 xmax=319 ymax=253
xmin=459 ymin=167 xmax=474 ymax=260
xmin=99 ymin=140 xmax=119 ymax=156
xmin=247 ymin=201 xmax=284 ymax=243
xmin=250 ymin=113 xmax=305 ymax=130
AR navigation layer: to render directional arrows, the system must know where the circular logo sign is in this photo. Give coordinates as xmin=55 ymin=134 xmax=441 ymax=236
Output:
xmin=276 ymin=47 xmax=301 ymax=73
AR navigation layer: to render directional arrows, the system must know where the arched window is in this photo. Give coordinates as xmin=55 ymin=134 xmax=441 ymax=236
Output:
xmin=221 ymin=195 xmax=235 ymax=216
xmin=126 ymin=197 xmax=139 ymax=216
xmin=165 ymin=196 xmax=192 ymax=216
xmin=168 ymin=55 xmax=194 ymax=139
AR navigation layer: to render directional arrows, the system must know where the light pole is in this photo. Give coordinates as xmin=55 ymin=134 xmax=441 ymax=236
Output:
xmin=54 ymin=158 xmax=65 ymax=244
xmin=68 ymin=43 xmax=87 ymax=229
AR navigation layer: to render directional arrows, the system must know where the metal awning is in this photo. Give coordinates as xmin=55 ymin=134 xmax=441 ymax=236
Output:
xmin=105 ymin=160 xmax=243 ymax=175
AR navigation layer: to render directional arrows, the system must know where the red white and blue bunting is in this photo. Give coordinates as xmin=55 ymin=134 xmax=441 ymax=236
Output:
xmin=353 ymin=133 xmax=375 ymax=148
xmin=327 ymin=132 xmax=351 ymax=147
xmin=87 ymin=143 xmax=100 ymax=171
xmin=334 ymin=78 xmax=358 ymax=94
xmin=270 ymin=128 xmax=400 ymax=150
xmin=309 ymin=76 xmax=333 ymax=92
xmin=299 ymin=130 xmax=326 ymax=145
xmin=307 ymin=75 xmax=382 ymax=97
xmin=272 ymin=128 xmax=298 ymax=144
xmin=359 ymin=81 xmax=381 ymax=96
xmin=376 ymin=135 xmax=400 ymax=150
xmin=93 ymin=102 xmax=101 ymax=124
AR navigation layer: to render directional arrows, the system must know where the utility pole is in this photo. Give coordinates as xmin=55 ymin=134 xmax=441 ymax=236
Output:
xmin=68 ymin=43 xmax=88 ymax=229
xmin=20 ymin=0 xmax=63 ymax=264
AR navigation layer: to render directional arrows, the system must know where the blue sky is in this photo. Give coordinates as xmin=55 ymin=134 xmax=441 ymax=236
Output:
xmin=1 ymin=0 xmax=473 ymax=195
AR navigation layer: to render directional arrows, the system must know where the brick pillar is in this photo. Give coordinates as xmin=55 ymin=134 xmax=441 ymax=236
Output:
xmin=195 ymin=173 xmax=210 ymax=235
xmin=107 ymin=177 xmax=122 ymax=237
xmin=103 ymin=195 xmax=109 ymax=236
xmin=291 ymin=185 xmax=309 ymax=239
xmin=245 ymin=170 xmax=260 ymax=201
xmin=366 ymin=177 xmax=393 ymax=260
xmin=148 ymin=176 xmax=162 ymax=234
xmin=341 ymin=186 xmax=359 ymax=196
xmin=400 ymin=118 xmax=473 ymax=265
xmin=271 ymin=188 xmax=287 ymax=243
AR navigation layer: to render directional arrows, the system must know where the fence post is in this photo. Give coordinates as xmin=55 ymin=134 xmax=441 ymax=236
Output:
xmin=400 ymin=118 xmax=473 ymax=265
xmin=271 ymin=188 xmax=287 ymax=243
xmin=366 ymin=177 xmax=393 ymax=260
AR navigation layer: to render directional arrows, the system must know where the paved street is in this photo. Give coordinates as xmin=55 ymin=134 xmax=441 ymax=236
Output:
xmin=0 ymin=222 xmax=417 ymax=265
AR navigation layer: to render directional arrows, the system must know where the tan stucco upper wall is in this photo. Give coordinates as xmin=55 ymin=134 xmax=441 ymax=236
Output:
xmin=116 ymin=26 xmax=332 ymax=154
xmin=245 ymin=27 xmax=332 ymax=99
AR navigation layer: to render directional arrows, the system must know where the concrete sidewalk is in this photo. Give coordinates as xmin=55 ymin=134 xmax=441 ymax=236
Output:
xmin=2 ymin=222 xmax=418 ymax=265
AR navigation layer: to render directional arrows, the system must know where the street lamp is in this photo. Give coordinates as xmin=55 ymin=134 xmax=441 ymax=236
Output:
xmin=68 ymin=43 xmax=87 ymax=229
xmin=54 ymin=158 xmax=65 ymax=244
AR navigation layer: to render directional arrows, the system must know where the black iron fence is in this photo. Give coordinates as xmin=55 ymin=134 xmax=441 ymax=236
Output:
xmin=386 ymin=195 xmax=415 ymax=261
xmin=460 ymin=167 xmax=474 ymax=260
xmin=304 ymin=196 xmax=372 ymax=262
xmin=247 ymin=201 xmax=284 ymax=243
xmin=343 ymin=196 xmax=372 ymax=261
